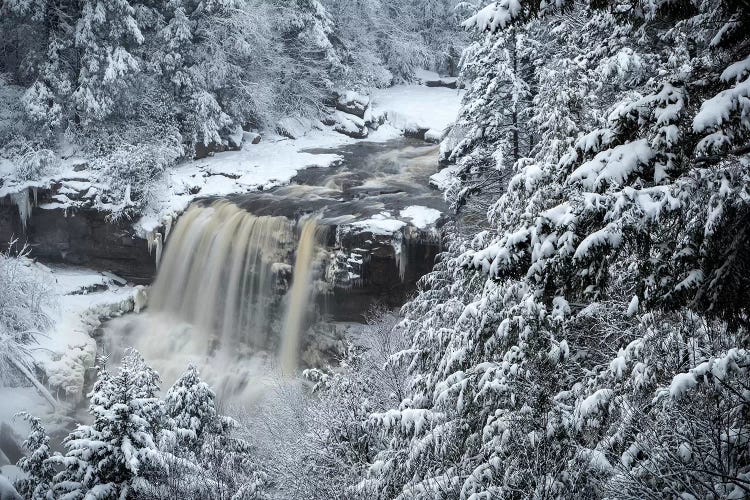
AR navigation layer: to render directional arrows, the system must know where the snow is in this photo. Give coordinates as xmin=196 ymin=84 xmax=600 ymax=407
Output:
xmin=429 ymin=165 xmax=459 ymax=191
xmin=580 ymin=448 xmax=614 ymax=474
xmin=668 ymin=373 xmax=698 ymax=399
xmin=573 ymin=225 xmax=622 ymax=259
xmin=399 ymin=206 xmax=442 ymax=229
xmin=371 ymin=85 xmax=464 ymax=136
xmin=462 ymin=0 xmax=522 ymax=33
xmin=2 ymin=263 xmax=142 ymax=447
xmin=348 ymin=212 xmax=407 ymax=236
xmin=0 ymin=475 xmax=20 ymax=499
xmin=569 ymin=139 xmax=656 ymax=190
xmin=626 ymin=295 xmax=639 ymax=316
xmin=577 ymin=388 xmax=614 ymax=423
xmin=337 ymin=91 xmax=369 ymax=108
xmin=135 ymin=129 xmax=351 ymax=234
xmin=694 ymin=77 xmax=750 ymax=131
xmin=0 ymin=388 xmax=52 ymax=441
xmin=720 ymin=55 xmax=750 ymax=83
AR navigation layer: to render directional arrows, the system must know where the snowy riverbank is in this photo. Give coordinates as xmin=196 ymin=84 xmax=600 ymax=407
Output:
xmin=135 ymin=82 xmax=464 ymax=236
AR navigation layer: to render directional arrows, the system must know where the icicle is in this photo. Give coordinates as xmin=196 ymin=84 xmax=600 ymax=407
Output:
xmin=393 ymin=231 xmax=408 ymax=282
xmin=10 ymin=189 xmax=32 ymax=231
xmin=164 ymin=215 xmax=173 ymax=241
xmin=154 ymin=232 xmax=163 ymax=268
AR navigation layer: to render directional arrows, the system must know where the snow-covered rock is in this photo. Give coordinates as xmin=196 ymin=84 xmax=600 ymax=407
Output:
xmin=371 ymin=84 xmax=464 ymax=137
xmin=429 ymin=165 xmax=459 ymax=191
xmin=336 ymin=91 xmax=371 ymax=119
xmin=331 ymin=111 xmax=369 ymax=139
xmin=400 ymin=206 xmax=442 ymax=229
xmin=276 ymin=116 xmax=319 ymax=139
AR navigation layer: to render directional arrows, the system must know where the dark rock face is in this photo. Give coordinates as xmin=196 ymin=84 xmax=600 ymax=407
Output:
xmin=425 ymin=77 xmax=463 ymax=89
xmin=326 ymin=226 xmax=442 ymax=321
xmin=404 ymin=127 xmax=430 ymax=141
xmin=0 ymin=197 xmax=155 ymax=284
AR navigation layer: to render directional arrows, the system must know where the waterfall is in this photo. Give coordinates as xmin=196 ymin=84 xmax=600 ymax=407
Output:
xmin=149 ymin=201 xmax=294 ymax=354
xmin=280 ymin=217 xmax=319 ymax=374
xmin=133 ymin=201 xmax=325 ymax=396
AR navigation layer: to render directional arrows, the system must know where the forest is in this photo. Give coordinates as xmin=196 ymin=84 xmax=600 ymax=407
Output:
xmin=1 ymin=0 xmax=749 ymax=499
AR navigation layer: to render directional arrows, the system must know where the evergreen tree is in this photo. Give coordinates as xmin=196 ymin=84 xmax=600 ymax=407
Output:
xmin=51 ymin=349 xmax=167 ymax=499
xmin=73 ymin=0 xmax=145 ymax=124
xmin=164 ymin=363 xmax=219 ymax=452
xmin=362 ymin=1 xmax=750 ymax=497
xmin=15 ymin=413 xmax=55 ymax=500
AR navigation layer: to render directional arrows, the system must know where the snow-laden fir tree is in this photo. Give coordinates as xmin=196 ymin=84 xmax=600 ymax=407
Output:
xmin=14 ymin=413 xmax=55 ymax=500
xmin=50 ymin=349 xmax=167 ymax=499
xmin=73 ymin=0 xmax=145 ymax=123
xmin=360 ymin=0 xmax=750 ymax=498
xmin=163 ymin=363 xmax=220 ymax=451
xmin=155 ymin=363 xmax=266 ymax=499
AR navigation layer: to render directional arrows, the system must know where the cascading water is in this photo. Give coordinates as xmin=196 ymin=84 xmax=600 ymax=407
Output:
xmin=97 ymin=139 xmax=447 ymax=400
xmin=104 ymin=201 xmax=327 ymax=400
xmin=149 ymin=201 xmax=294 ymax=353
xmin=279 ymin=217 xmax=319 ymax=374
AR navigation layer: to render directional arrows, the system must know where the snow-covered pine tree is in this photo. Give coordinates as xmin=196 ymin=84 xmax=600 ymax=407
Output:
xmin=362 ymin=0 xmax=750 ymax=498
xmin=1 ymin=0 xmax=78 ymax=136
xmin=73 ymin=0 xmax=145 ymax=124
xmin=461 ymin=0 xmax=750 ymax=319
xmin=157 ymin=363 xmax=266 ymax=499
xmin=15 ymin=413 xmax=55 ymax=500
xmin=269 ymin=0 xmax=343 ymax=119
xmin=163 ymin=363 xmax=219 ymax=452
xmin=51 ymin=349 xmax=167 ymax=499
xmin=442 ymin=13 xmax=537 ymax=223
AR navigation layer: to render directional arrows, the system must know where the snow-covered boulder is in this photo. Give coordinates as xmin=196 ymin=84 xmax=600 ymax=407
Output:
xmin=424 ymin=129 xmax=444 ymax=144
xmin=336 ymin=91 xmax=371 ymax=119
xmin=227 ymin=126 xmax=244 ymax=149
xmin=331 ymin=111 xmax=368 ymax=139
xmin=276 ymin=116 xmax=318 ymax=139
xmin=242 ymin=131 xmax=262 ymax=145
xmin=0 ymin=475 xmax=21 ymax=500
xmin=426 ymin=76 xmax=460 ymax=89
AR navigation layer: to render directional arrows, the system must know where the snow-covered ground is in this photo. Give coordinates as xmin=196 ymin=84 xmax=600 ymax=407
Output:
xmin=371 ymin=84 xmax=463 ymax=137
xmin=135 ymin=125 xmax=400 ymax=235
xmin=0 ymin=263 xmax=142 ymax=457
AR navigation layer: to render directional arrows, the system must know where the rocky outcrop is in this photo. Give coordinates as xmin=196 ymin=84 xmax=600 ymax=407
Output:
xmin=325 ymin=223 xmax=442 ymax=321
xmin=330 ymin=111 xmax=369 ymax=139
xmin=0 ymin=192 xmax=155 ymax=284
xmin=425 ymin=77 xmax=463 ymax=89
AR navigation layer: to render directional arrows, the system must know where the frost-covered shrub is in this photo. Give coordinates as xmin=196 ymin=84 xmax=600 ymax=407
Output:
xmin=73 ymin=115 xmax=184 ymax=218
xmin=240 ymin=309 xmax=403 ymax=499
xmin=0 ymin=246 xmax=52 ymax=385
xmin=93 ymin=135 xmax=182 ymax=220
xmin=14 ymin=146 xmax=59 ymax=181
